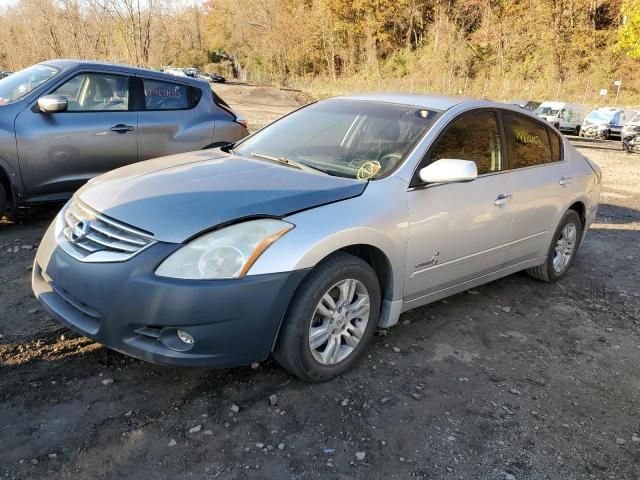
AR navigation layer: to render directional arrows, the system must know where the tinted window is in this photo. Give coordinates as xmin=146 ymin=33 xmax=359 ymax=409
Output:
xmin=428 ymin=110 xmax=503 ymax=175
xmin=143 ymin=79 xmax=190 ymax=110
xmin=549 ymin=130 xmax=562 ymax=162
xmin=52 ymin=73 xmax=129 ymax=111
xmin=503 ymin=113 xmax=551 ymax=168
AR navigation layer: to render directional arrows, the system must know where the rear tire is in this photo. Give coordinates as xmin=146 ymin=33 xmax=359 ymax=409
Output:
xmin=527 ymin=210 xmax=582 ymax=282
xmin=273 ymin=252 xmax=381 ymax=382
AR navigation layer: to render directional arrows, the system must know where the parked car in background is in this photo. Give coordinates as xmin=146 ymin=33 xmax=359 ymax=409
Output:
xmin=197 ymin=72 xmax=226 ymax=83
xmin=0 ymin=71 xmax=12 ymax=78
xmin=581 ymin=107 xmax=637 ymax=140
xmin=183 ymin=67 xmax=200 ymax=78
xmin=164 ymin=67 xmax=188 ymax=77
xmin=33 ymin=94 xmax=601 ymax=381
xmin=621 ymin=111 xmax=640 ymax=153
xmin=509 ymin=99 xmax=540 ymax=112
xmin=535 ymin=101 xmax=586 ymax=134
xmin=0 ymin=60 xmax=248 ymax=217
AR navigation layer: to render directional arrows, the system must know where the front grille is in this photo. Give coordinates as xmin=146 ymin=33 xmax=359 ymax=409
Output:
xmin=59 ymin=199 xmax=156 ymax=262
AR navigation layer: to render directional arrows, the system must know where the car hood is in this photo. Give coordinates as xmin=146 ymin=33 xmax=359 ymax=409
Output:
xmin=77 ymin=150 xmax=367 ymax=243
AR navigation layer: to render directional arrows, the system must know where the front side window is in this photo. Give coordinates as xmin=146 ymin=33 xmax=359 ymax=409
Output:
xmin=143 ymin=79 xmax=190 ymax=110
xmin=427 ymin=110 xmax=503 ymax=175
xmin=0 ymin=64 xmax=59 ymax=105
xmin=234 ymin=100 xmax=440 ymax=180
xmin=51 ymin=73 xmax=129 ymax=111
xmin=502 ymin=113 xmax=551 ymax=168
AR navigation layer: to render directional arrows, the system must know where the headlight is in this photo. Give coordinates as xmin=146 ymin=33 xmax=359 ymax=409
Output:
xmin=155 ymin=219 xmax=293 ymax=279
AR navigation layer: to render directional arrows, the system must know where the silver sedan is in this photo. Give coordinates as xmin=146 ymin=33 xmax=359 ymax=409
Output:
xmin=33 ymin=94 xmax=601 ymax=381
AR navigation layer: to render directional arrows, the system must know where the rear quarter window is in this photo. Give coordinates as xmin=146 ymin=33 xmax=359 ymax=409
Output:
xmin=548 ymin=129 xmax=563 ymax=162
xmin=502 ymin=112 xmax=552 ymax=168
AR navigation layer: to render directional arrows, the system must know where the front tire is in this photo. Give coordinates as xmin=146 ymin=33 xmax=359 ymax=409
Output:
xmin=274 ymin=252 xmax=381 ymax=382
xmin=527 ymin=210 xmax=582 ymax=282
xmin=0 ymin=183 xmax=7 ymax=219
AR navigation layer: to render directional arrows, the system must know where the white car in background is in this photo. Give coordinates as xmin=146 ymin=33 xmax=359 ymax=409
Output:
xmin=535 ymin=101 xmax=586 ymax=135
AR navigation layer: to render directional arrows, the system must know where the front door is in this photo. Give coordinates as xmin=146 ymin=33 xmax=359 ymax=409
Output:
xmin=405 ymin=109 xmax=515 ymax=302
xmin=15 ymin=71 xmax=138 ymax=195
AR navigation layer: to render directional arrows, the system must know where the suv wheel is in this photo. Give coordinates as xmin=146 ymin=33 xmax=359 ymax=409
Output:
xmin=274 ymin=252 xmax=381 ymax=382
xmin=527 ymin=209 xmax=582 ymax=282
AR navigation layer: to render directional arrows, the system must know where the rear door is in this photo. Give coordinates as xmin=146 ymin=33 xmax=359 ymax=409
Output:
xmin=135 ymin=76 xmax=214 ymax=160
xmin=15 ymin=71 xmax=137 ymax=195
xmin=500 ymin=111 xmax=574 ymax=265
xmin=405 ymin=109 xmax=515 ymax=301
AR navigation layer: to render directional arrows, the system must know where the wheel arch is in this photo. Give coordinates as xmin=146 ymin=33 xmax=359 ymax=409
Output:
xmin=0 ymin=164 xmax=16 ymax=210
xmin=568 ymin=200 xmax=586 ymax=229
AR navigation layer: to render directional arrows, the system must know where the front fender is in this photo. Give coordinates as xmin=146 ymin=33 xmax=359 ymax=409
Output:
xmin=248 ymin=177 xmax=410 ymax=305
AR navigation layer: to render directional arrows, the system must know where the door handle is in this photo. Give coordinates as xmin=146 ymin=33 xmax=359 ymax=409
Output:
xmin=494 ymin=193 xmax=513 ymax=206
xmin=111 ymin=124 xmax=134 ymax=134
xmin=559 ymin=176 xmax=573 ymax=186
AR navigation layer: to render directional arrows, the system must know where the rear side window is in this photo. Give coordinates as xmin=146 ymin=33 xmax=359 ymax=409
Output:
xmin=427 ymin=110 xmax=504 ymax=175
xmin=143 ymin=79 xmax=200 ymax=110
xmin=549 ymin=130 xmax=563 ymax=162
xmin=502 ymin=113 xmax=551 ymax=168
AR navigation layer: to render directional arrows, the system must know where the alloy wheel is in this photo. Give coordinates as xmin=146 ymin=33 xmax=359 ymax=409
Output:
xmin=308 ymin=279 xmax=371 ymax=365
xmin=552 ymin=222 xmax=577 ymax=273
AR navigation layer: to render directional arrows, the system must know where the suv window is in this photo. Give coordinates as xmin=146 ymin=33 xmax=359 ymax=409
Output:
xmin=51 ymin=73 xmax=129 ymax=111
xmin=427 ymin=110 xmax=503 ymax=175
xmin=502 ymin=113 xmax=551 ymax=168
xmin=143 ymin=79 xmax=195 ymax=110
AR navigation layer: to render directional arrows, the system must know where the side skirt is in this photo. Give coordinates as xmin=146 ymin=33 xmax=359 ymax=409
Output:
xmin=400 ymin=257 xmax=546 ymax=316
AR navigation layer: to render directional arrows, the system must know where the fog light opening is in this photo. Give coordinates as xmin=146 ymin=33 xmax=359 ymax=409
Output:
xmin=177 ymin=329 xmax=194 ymax=345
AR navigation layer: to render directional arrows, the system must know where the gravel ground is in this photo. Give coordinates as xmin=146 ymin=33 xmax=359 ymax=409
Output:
xmin=0 ymin=88 xmax=639 ymax=480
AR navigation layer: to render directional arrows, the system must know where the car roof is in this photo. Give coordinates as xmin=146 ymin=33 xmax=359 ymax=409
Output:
xmin=334 ymin=93 xmax=478 ymax=111
xmin=332 ymin=92 xmax=524 ymax=112
xmin=39 ymin=59 xmax=208 ymax=88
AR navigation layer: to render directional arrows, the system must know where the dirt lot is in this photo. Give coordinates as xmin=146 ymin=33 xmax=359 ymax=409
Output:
xmin=1 ymin=87 xmax=639 ymax=480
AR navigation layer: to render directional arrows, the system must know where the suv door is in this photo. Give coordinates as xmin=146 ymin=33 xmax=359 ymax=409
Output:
xmin=136 ymin=77 xmax=213 ymax=160
xmin=500 ymin=111 xmax=574 ymax=266
xmin=15 ymin=71 xmax=137 ymax=195
xmin=405 ymin=109 xmax=515 ymax=303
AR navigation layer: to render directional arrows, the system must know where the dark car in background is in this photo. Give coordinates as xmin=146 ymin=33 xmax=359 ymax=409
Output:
xmin=0 ymin=60 xmax=248 ymax=216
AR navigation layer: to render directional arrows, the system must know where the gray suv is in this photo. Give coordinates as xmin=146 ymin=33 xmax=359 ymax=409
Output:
xmin=0 ymin=60 xmax=248 ymax=216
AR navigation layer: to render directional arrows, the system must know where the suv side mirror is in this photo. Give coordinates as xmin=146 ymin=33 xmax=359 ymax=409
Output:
xmin=37 ymin=95 xmax=68 ymax=113
xmin=419 ymin=159 xmax=478 ymax=184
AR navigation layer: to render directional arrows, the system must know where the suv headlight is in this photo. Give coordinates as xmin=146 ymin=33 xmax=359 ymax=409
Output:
xmin=156 ymin=219 xmax=293 ymax=279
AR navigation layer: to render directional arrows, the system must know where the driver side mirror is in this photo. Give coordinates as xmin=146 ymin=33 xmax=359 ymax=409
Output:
xmin=419 ymin=159 xmax=478 ymax=184
xmin=37 ymin=94 xmax=68 ymax=113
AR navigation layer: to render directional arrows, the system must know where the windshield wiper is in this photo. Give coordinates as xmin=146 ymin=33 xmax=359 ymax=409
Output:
xmin=249 ymin=152 xmax=327 ymax=175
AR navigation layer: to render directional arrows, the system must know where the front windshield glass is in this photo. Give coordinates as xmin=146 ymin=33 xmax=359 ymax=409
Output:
xmin=534 ymin=106 xmax=559 ymax=116
xmin=234 ymin=100 xmax=440 ymax=180
xmin=586 ymin=109 xmax=616 ymax=122
xmin=0 ymin=64 xmax=59 ymax=105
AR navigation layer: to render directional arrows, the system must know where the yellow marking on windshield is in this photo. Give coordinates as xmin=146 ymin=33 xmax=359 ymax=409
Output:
xmin=357 ymin=160 xmax=382 ymax=180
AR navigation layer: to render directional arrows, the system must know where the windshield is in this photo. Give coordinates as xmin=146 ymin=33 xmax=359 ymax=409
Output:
xmin=534 ymin=106 xmax=560 ymax=116
xmin=586 ymin=109 xmax=616 ymax=123
xmin=630 ymin=113 xmax=640 ymax=124
xmin=234 ymin=100 xmax=440 ymax=180
xmin=0 ymin=64 xmax=59 ymax=105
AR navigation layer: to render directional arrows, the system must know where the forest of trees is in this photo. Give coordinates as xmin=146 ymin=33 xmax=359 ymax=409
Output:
xmin=1 ymin=0 xmax=639 ymax=104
